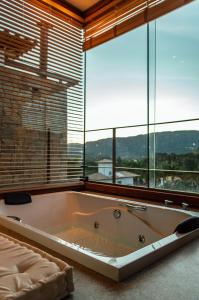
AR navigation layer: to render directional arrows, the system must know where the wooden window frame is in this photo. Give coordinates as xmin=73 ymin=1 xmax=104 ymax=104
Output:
xmin=85 ymin=181 xmax=199 ymax=208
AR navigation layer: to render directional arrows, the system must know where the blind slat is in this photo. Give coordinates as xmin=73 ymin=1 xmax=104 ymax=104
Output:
xmin=0 ymin=0 xmax=84 ymax=189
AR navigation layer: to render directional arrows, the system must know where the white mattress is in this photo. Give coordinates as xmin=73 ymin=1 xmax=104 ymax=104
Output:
xmin=0 ymin=232 xmax=74 ymax=300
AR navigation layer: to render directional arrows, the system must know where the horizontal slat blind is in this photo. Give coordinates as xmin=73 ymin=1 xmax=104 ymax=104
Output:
xmin=84 ymin=0 xmax=194 ymax=50
xmin=0 ymin=0 xmax=84 ymax=189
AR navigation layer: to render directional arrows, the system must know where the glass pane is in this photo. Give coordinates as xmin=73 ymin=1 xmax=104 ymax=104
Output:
xmin=154 ymin=1 xmax=199 ymax=122
xmin=85 ymin=130 xmax=113 ymax=183
xmin=149 ymin=120 xmax=199 ymax=193
xmin=116 ymin=126 xmax=148 ymax=187
xmin=86 ymin=25 xmax=147 ymax=130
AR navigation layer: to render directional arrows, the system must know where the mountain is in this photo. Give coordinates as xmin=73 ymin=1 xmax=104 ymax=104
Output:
xmin=85 ymin=130 xmax=199 ymax=161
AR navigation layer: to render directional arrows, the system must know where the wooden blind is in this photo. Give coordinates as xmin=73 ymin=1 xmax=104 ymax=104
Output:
xmin=84 ymin=0 xmax=194 ymax=50
xmin=0 ymin=0 xmax=84 ymax=189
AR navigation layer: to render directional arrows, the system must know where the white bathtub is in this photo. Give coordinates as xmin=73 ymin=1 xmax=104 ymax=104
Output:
xmin=0 ymin=191 xmax=198 ymax=281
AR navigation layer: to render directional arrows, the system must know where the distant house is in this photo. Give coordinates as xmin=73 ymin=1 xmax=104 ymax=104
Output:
xmin=165 ymin=176 xmax=182 ymax=182
xmin=89 ymin=159 xmax=140 ymax=186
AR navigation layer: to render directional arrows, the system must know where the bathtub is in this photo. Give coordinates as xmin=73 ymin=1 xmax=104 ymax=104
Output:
xmin=0 ymin=191 xmax=198 ymax=281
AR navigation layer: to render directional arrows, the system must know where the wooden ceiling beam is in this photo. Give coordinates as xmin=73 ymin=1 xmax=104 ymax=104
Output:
xmin=83 ymin=0 xmax=114 ymax=17
xmin=51 ymin=0 xmax=84 ymax=16
xmin=38 ymin=0 xmax=84 ymax=23
xmin=84 ymin=0 xmax=128 ymax=25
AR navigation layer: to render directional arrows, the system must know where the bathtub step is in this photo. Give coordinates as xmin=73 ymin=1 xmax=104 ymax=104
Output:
xmin=54 ymin=226 xmax=134 ymax=257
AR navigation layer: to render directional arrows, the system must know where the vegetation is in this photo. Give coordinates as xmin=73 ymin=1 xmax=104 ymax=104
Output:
xmin=84 ymin=131 xmax=199 ymax=193
xmin=86 ymin=150 xmax=199 ymax=193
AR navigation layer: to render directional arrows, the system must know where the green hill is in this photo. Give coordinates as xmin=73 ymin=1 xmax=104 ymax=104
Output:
xmin=85 ymin=130 xmax=199 ymax=160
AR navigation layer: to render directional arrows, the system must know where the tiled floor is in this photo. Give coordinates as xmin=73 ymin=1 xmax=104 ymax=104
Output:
xmin=68 ymin=238 xmax=199 ymax=300
xmin=0 ymin=225 xmax=198 ymax=300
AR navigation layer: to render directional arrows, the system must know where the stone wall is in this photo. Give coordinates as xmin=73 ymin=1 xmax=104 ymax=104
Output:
xmin=0 ymin=66 xmax=69 ymax=188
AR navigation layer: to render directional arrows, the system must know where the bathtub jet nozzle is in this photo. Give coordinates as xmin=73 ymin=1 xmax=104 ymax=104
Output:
xmin=94 ymin=221 xmax=99 ymax=229
xmin=113 ymin=209 xmax=121 ymax=219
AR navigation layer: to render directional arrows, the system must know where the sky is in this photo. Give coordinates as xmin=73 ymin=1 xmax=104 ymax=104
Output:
xmin=86 ymin=0 xmax=199 ymax=138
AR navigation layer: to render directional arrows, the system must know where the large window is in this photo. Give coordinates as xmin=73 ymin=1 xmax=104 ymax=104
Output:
xmin=86 ymin=25 xmax=148 ymax=186
xmin=86 ymin=0 xmax=199 ymax=194
xmin=150 ymin=0 xmax=199 ymax=193
xmin=86 ymin=25 xmax=147 ymax=130
xmin=153 ymin=1 xmax=199 ymax=123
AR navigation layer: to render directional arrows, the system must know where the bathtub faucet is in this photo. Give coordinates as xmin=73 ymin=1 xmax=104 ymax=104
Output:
xmin=119 ymin=203 xmax=147 ymax=212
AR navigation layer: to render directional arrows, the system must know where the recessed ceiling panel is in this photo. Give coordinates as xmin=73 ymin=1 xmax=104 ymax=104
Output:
xmin=65 ymin=0 xmax=101 ymax=11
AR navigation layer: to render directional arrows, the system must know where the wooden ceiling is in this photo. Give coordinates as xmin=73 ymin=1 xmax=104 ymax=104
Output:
xmin=65 ymin=0 xmax=101 ymax=12
xmin=37 ymin=0 xmax=117 ymax=28
xmin=41 ymin=0 xmax=114 ymax=18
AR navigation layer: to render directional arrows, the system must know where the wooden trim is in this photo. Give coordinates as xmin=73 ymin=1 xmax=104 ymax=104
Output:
xmin=23 ymin=0 xmax=195 ymax=33
xmin=85 ymin=182 xmax=199 ymax=208
xmin=84 ymin=11 xmax=145 ymax=50
xmin=51 ymin=0 xmax=83 ymax=17
xmin=147 ymin=0 xmax=194 ymax=22
xmin=26 ymin=0 xmax=84 ymax=28
xmin=0 ymin=182 xmax=84 ymax=198
xmin=84 ymin=0 xmax=195 ymax=51
xmin=85 ymin=0 xmax=193 ymax=26
xmin=39 ymin=0 xmax=84 ymax=22
xmin=23 ymin=0 xmax=194 ymax=36
xmin=84 ymin=0 xmax=130 ymax=25
xmin=85 ymin=0 xmax=144 ymax=34
xmin=83 ymin=0 xmax=114 ymax=18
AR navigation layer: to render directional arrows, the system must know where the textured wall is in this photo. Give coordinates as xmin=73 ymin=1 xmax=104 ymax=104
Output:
xmin=0 ymin=67 xmax=68 ymax=188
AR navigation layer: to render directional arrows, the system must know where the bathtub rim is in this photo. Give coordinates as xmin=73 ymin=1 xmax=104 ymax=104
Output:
xmin=70 ymin=191 xmax=195 ymax=214
xmin=0 ymin=191 xmax=198 ymax=281
xmin=0 ymin=215 xmax=198 ymax=281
